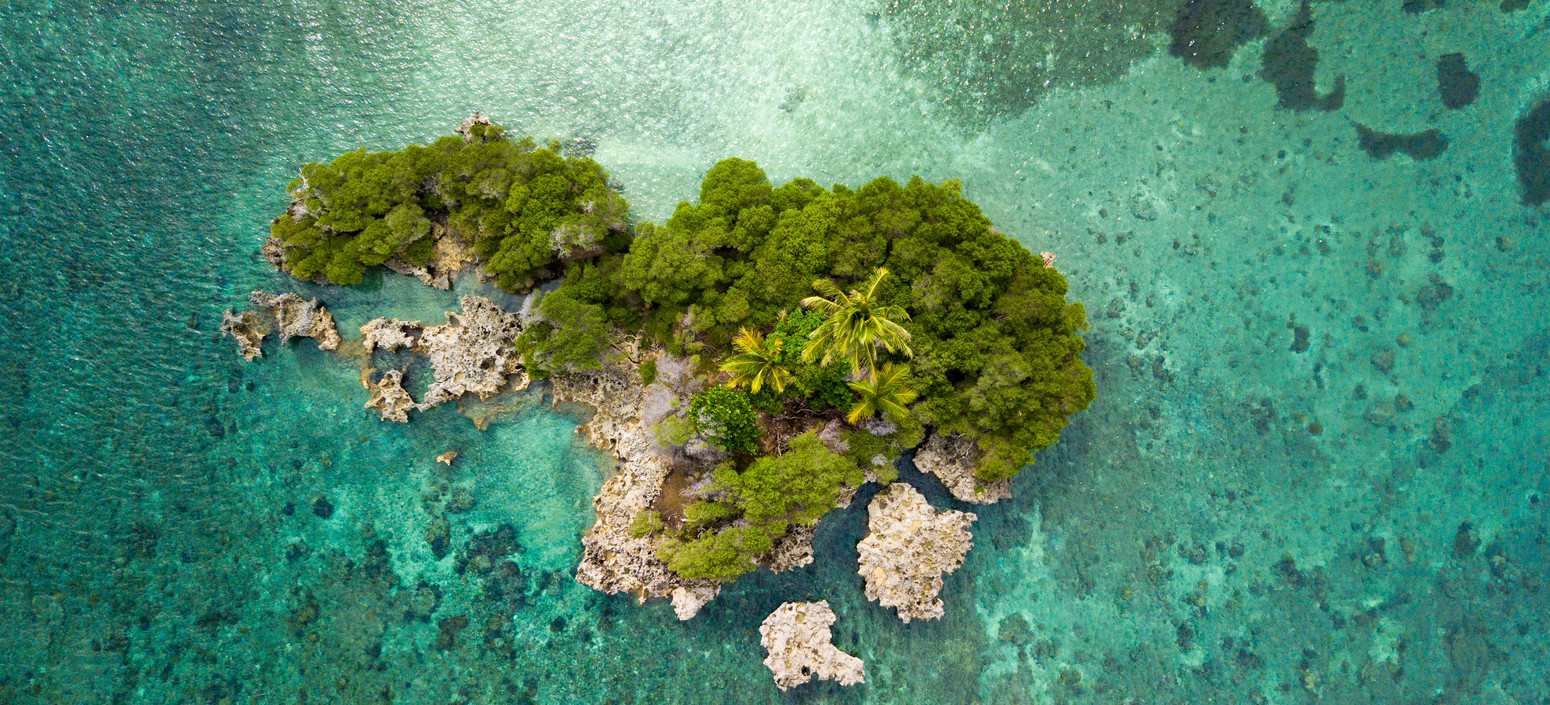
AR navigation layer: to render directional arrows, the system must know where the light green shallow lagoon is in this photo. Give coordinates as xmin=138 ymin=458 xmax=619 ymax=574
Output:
xmin=1 ymin=0 xmax=1548 ymax=702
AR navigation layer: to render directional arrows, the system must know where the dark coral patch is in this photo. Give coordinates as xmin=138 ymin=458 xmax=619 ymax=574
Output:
xmin=1500 ymin=0 xmax=1530 ymax=10
xmin=1168 ymin=0 xmax=1268 ymax=70
xmin=1260 ymin=0 xmax=1345 ymax=111
xmin=1353 ymin=124 xmax=1449 ymax=161
xmin=1402 ymin=0 xmax=1445 ymax=13
xmin=1514 ymin=97 xmax=1550 ymax=206
xmin=1436 ymin=53 xmax=1479 ymax=109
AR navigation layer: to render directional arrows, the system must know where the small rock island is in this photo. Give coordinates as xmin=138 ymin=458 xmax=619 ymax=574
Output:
xmin=224 ymin=116 xmax=1095 ymax=690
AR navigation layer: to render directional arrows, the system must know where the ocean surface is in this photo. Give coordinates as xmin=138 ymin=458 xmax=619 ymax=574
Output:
xmin=2 ymin=0 xmax=1548 ymax=702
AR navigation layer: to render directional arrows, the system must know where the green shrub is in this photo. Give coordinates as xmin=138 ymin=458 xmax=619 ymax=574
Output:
xmin=271 ymin=123 xmax=630 ymax=290
xmin=628 ymin=510 xmax=664 ymax=538
xmin=638 ymin=359 xmax=658 ymax=386
xmin=660 ymin=432 xmax=860 ymax=581
xmin=689 ymin=386 xmax=760 ymax=455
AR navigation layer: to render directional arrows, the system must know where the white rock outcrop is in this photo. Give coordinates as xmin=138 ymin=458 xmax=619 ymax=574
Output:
xmin=758 ymin=601 xmax=865 ymax=691
xmin=221 ymin=291 xmax=342 ymax=361
xmin=914 ymin=432 xmax=1011 ymax=504
xmin=355 ymin=296 xmax=530 ymax=421
xmin=559 ymin=356 xmax=720 ymax=619
xmin=856 ymin=482 xmax=977 ymax=623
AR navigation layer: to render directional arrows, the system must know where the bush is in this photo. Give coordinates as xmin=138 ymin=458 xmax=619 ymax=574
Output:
xmin=689 ymin=386 xmax=761 ymax=455
xmin=660 ymin=432 xmax=860 ymax=581
xmin=638 ymin=359 xmax=657 ymax=386
xmin=271 ymin=123 xmax=630 ymax=290
xmin=628 ymin=510 xmax=664 ymax=538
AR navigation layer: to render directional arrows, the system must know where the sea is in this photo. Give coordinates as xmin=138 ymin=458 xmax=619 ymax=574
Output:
xmin=1 ymin=0 xmax=1547 ymax=702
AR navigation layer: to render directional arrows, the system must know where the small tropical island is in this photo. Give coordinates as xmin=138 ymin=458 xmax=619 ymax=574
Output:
xmin=225 ymin=115 xmax=1095 ymax=689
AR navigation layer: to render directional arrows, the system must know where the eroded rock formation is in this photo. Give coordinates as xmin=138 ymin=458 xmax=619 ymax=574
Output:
xmin=914 ymin=431 xmax=1011 ymax=504
xmin=356 ymin=296 xmax=530 ymax=422
xmin=559 ymin=356 xmax=721 ymax=619
xmin=856 ymin=482 xmax=977 ymax=623
xmin=365 ymin=369 xmax=417 ymax=423
xmin=758 ymin=601 xmax=865 ymax=691
xmin=221 ymin=291 xmax=341 ymax=361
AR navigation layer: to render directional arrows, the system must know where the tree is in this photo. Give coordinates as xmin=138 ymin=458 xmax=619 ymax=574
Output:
xmin=720 ymin=328 xmax=791 ymax=393
xmin=800 ymin=267 xmax=913 ymax=375
xmin=846 ymin=363 xmax=918 ymax=424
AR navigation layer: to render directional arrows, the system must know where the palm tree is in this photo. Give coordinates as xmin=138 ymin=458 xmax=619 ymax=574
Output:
xmin=720 ymin=328 xmax=791 ymax=394
xmin=800 ymin=267 xmax=912 ymax=376
xmin=846 ymin=363 xmax=918 ymax=424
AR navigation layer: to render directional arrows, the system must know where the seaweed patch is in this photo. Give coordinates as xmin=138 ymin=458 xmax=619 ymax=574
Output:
xmin=1437 ymin=53 xmax=1480 ymax=110
xmin=1168 ymin=0 xmax=1268 ymax=70
xmin=1514 ymin=97 xmax=1550 ymax=205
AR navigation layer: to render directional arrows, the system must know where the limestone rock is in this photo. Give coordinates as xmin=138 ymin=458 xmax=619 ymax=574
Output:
xmin=758 ymin=524 xmax=816 ymax=573
xmin=356 ymin=296 xmax=530 ymax=419
xmin=221 ymin=291 xmax=341 ymax=361
xmin=365 ymin=369 xmax=416 ymax=423
xmin=758 ymin=601 xmax=864 ymax=691
xmin=436 ymin=451 xmax=460 ymax=466
xmin=381 ymin=226 xmax=474 ymax=290
xmin=359 ymin=317 xmax=419 ymax=354
xmin=219 ymin=309 xmax=271 ymax=362
xmin=416 ymin=296 xmax=527 ymax=408
xmin=670 ymin=585 xmax=721 ymax=621
xmin=250 ymin=291 xmax=341 ymax=351
xmin=856 ymin=483 xmax=977 ymax=623
xmin=560 ymin=358 xmax=720 ymax=619
xmin=914 ymin=432 xmax=1011 ymax=504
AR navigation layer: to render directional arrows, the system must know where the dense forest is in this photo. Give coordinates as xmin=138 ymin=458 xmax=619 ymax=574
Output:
xmin=269 ymin=122 xmax=1095 ymax=581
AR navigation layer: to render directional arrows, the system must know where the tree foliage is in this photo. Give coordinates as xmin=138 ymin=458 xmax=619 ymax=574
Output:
xmin=658 ymin=431 xmax=861 ymax=581
xmin=688 ymin=386 xmax=761 ymax=456
xmin=801 ymin=267 xmax=913 ymax=375
xmin=271 ymin=125 xmax=629 ymax=289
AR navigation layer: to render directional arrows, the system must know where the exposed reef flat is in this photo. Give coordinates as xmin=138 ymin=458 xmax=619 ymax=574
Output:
xmin=758 ymin=601 xmax=864 ymax=691
xmin=856 ymin=482 xmax=977 ymax=623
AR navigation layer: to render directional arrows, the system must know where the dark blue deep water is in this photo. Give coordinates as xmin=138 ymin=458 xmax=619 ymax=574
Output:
xmin=2 ymin=0 xmax=1548 ymax=702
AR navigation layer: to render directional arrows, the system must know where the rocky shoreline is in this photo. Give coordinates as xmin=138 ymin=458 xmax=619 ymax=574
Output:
xmin=221 ymin=289 xmax=999 ymax=686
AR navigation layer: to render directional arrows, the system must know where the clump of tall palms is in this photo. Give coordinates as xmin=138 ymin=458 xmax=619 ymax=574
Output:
xmin=720 ymin=328 xmax=791 ymax=394
xmin=800 ymin=267 xmax=917 ymax=423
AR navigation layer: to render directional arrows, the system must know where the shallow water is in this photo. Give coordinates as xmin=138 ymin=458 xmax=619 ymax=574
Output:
xmin=2 ymin=0 xmax=1548 ymax=703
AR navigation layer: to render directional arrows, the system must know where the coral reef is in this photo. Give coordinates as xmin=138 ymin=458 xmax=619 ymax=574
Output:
xmin=758 ymin=601 xmax=864 ymax=691
xmin=856 ymin=483 xmax=977 ymax=623
xmin=913 ymin=432 xmax=1011 ymax=504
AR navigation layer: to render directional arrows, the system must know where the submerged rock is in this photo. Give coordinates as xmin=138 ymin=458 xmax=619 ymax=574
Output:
xmin=758 ymin=601 xmax=864 ymax=691
xmin=856 ymin=482 xmax=977 ymax=623
xmin=914 ymin=432 xmax=1011 ymax=504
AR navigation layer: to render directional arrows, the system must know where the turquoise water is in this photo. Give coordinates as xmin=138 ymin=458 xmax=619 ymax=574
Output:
xmin=2 ymin=0 xmax=1548 ymax=702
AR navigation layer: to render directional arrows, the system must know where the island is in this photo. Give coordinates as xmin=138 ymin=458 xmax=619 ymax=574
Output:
xmin=224 ymin=116 xmax=1095 ymax=689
